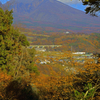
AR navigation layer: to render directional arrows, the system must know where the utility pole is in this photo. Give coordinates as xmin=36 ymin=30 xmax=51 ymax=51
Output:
xmin=71 ymin=46 xmax=72 ymax=52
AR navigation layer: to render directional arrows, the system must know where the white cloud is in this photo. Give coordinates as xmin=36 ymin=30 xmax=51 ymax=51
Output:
xmin=57 ymin=0 xmax=82 ymax=4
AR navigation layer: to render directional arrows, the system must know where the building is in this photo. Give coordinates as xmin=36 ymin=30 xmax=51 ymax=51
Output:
xmin=72 ymin=52 xmax=86 ymax=55
xmin=35 ymin=48 xmax=46 ymax=52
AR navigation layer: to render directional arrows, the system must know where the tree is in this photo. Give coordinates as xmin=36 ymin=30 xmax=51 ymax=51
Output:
xmin=0 ymin=7 xmax=21 ymax=75
xmin=19 ymin=34 xmax=29 ymax=46
xmin=0 ymin=8 xmax=38 ymax=77
xmin=82 ymin=0 xmax=100 ymax=16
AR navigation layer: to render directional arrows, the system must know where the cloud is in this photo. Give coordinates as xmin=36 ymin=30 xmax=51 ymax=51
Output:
xmin=57 ymin=0 xmax=82 ymax=4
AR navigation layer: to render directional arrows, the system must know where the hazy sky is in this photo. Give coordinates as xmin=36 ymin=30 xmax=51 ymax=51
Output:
xmin=0 ymin=0 xmax=86 ymax=11
xmin=0 ymin=0 xmax=10 ymax=4
xmin=57 ymin=0 xmax=86 ymax=11
xmin=58 ymin=0 xmax=81 ymax=4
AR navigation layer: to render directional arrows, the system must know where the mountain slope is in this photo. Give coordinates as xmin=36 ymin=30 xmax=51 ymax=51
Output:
xmin=2 ymin=0 xmax=100 ymax=33
xmin=0 ymin=2 xmax=2 ymax=7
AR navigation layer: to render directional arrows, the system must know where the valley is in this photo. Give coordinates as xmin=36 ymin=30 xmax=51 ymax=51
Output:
xmin=0 ymin=0 xmax=100 ymax=99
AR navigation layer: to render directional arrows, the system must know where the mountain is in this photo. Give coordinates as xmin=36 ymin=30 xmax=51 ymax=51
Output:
xmin=0 ymin=2 xmax=2 ymax=7
xmin=2 ymin=0 xmax=100 ymax=33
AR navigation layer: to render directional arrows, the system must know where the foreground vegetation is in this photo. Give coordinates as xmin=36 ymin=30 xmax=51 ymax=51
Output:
xmin=0 ymin=8 xmax=100 ymax=100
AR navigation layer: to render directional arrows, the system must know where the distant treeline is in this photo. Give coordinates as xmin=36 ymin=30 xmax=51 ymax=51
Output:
xmin=23 ymin=30 xmax=100 ymax=53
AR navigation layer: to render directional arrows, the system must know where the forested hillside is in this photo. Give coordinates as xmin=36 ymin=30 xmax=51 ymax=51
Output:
xmin=23 ymin=30 xmax=100 ymax=53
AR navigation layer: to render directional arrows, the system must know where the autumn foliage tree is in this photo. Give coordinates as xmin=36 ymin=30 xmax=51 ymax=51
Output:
xmin=0 ymin=70 xmax=11 ymax=99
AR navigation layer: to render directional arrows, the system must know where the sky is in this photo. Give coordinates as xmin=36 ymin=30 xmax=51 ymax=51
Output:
xmin=0 ymin=0 xmax=86 ymax=12
xmin=0 ymin=0 xmax=10 ymax=4
xmin=57 ymin=0 xmax=87 ymax=11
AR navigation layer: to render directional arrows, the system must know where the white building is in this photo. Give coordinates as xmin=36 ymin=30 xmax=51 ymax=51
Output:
xmin=35 ymin=48 xmax=46 ymax=52
xmin=72 ymin=52 xmax=85 ymax=55
xmin=40 ymin=59 xmax=50 ymax=64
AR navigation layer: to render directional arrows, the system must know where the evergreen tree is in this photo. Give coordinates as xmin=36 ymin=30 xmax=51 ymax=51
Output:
xmin=0 ymin=8 xmax=38 ymax=77
xmin=82 ymin=0 xmax=100 ymax=16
